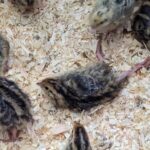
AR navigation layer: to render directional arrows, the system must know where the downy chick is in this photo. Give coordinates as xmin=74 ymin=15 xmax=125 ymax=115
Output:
xmin=0 ymin=77 xmax=33 ymax=142
xmin=65 ymin=122 xmax=92 ymax=150
xmin=0 ymin=35 xmax=10 ymax=75
xmin=38 ymin=57 xmax=150 ymax=111
xmin=132 ymin=1 xmax=150 ymax=50
xmin=89 ymin=0 xmax=143 ymax=60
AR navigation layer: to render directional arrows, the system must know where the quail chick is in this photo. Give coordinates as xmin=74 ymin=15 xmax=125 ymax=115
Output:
xmin=132 ymin=1 xmax=150 ymax=50
xmin=89 ymin=0 xmax=143 ymax=60
xmin=0 ymin=77 xmax=33 ymax=142
xmin=38 ymin=57 xmax=150 ymax=111
xmin=65 ymin=122 xmax=92 ymax=150
xmin=0 ymin=35 xmax=10 ymax=75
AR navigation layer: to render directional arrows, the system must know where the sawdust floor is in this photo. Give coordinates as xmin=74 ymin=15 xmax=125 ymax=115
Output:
xmin=0 ymin=0 xmax=150 ymax=150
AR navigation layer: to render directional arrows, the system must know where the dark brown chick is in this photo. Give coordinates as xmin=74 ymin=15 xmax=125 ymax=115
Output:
xmin=65 ymin=122 xmax=92 ymax=150
xmin=38 ymin=57 xmax=150 ymax=111
xmin=0 ymin=77 xmax=33 ymax=142
xmin=0 ymin=35 xmax=10 ymax=75
xmin=132 ymin=1 xmax=150 ymax=50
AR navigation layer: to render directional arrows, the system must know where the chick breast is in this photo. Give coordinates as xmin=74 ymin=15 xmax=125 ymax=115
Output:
xmin=132 ymin=1 xmax=150 ymax=49
xmin=38 ymin=62 xmax=121 ymax=111
xmin=0 ymin=77 xmax=32 ymax=129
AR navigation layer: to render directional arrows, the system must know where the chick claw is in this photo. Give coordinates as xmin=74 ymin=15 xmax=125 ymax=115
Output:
xmin=116 ymin=56 xmax=150 ymax=82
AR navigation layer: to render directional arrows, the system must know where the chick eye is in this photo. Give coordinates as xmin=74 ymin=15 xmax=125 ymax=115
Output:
xmin=136 ymin=22 xmax=144 ymax=31
xmin=116 ymin=0 xmax=123 ymax=4
xmin=99 ymin=19 xmax=108 ymax=25
xmin=45 ymin=86 xmax=49 ymax=90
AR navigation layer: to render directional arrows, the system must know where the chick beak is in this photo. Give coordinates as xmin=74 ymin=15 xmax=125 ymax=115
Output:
xmin=37 ymin=81 xmax=43 ymax=86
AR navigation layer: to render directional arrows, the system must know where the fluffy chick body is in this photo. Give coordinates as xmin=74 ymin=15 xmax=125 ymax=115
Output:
xmin=0 ymin=77 xmax=32 ymax=141
xmin=38 ymin=57 xmax=150 ymax=111
xmin=65 ymin=122 xmax=92 ymax=150
xmin=89 ymin=0 xmax=142 ymax=33
xmin=38 ymin=62 xmax=124 ymax=111
xmin=132 ymin=1 xmax=150 ymax=49
xmin=0 ymin=35 xmax=10 ymax=75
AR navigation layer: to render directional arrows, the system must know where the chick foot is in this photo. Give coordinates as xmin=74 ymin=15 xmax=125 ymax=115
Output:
xmin=0 ymin=127 xmax=21 ymax=142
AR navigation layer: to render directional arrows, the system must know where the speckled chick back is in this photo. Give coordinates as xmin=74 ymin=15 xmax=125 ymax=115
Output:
xmin=89 ymin=0 xmax=142 ymax=32
xmin=65 ymin=122 xmax=92 ymax=150
xmin=38 ymin=62 xmax=122 ymax=111
xmin=0 ymin=77 xmax=32 ymax=129
xmin=132 ymin=1 xmax=150 ymax=49
xmin=0 ymin=35 xmax=10 ymax=75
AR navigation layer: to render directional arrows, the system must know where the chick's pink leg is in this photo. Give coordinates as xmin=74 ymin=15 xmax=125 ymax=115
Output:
xmin=7 ymin=127 xmax=21 ymax=141
xmin=3 ymin=60 xmax=9 ymax=74
xmin=96 ymin=39 xmax=104 ymax=61
xmin=0 ymin=127 xmax=21 ymax=142
xmin=116 ymin=57 xmax=150 ymax=83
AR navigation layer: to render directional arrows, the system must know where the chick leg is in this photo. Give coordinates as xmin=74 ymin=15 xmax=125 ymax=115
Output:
xmin=0 ymin=127 xmax=21 ymax=142
xmin=2 ymin=60 xmax=9 ymax=74
xmin=116 ymin=57 xmax=150 ymax=83
xmin=7 ymin=127 xmax=21 ymax=141
xmin=96 ymin=38 xmax=104 ymax=61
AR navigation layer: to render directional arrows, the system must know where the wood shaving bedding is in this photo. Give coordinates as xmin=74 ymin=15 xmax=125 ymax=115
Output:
xmin=0 ymin=0 xmax=149 ymax=149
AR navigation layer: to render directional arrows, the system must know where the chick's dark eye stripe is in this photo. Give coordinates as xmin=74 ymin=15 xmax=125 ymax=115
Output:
xmin=74 ymin=127 xmax=89 ymax=149
xmin=99 ymin=19 xmax=108 ymax=25
xmin=74 ymin=129 xmax=83 ymax=150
